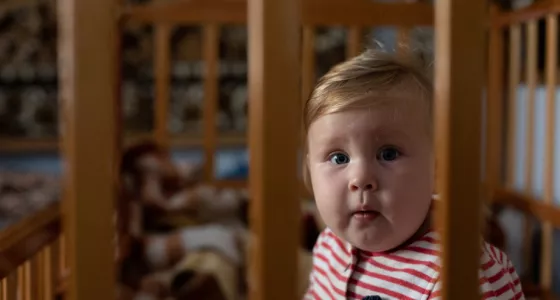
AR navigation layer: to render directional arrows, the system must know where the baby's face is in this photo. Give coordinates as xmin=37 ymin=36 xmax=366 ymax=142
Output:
xmin=307 ymin=94 xmax=434 ymax=252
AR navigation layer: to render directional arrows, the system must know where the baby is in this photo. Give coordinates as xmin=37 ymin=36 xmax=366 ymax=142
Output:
xmin=302 ymin=49 xmax=524 ymax=299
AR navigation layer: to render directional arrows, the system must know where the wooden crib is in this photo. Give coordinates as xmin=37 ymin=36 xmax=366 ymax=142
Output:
xmin=486 ymin=1 xmax=560 ymax=298
xmin=0 ymin=0 xmax=557 ymax=299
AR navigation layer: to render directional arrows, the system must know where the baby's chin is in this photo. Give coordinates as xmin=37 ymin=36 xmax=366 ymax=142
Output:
xmin=345 ymin=231 xmax=399 ymax=253
xmin=334 ymin=225 xmax=399 ymax=253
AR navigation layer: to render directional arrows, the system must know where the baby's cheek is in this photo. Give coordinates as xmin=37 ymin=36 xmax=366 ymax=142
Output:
xmin=387 ymin=188 xmax=429 ymax=217
xmin=313 ymin=180 xmax=347 ymax=222
xmin=310 ymin=167 xmax=340 ymax=193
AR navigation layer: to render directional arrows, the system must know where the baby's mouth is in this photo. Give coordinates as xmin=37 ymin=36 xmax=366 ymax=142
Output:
xmin=351 ymin=210 xmax=380 ymax=221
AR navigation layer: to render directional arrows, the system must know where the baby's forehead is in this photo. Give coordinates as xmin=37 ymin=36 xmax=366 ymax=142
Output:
xmin=343 ymin=92 xmax=430 ymax=120
xmin=310 ymin=105 xmax=429 ymax=140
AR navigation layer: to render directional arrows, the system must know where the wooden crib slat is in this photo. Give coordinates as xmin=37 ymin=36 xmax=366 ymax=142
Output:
xmin=433 ymin=0 xmax=486 ymax=298
xmin=202 ymin=23 xmax=220 ymax=182
xmin=507 ymin=24 xmax=522 ymax=188
xmin=346 ymin=26 xmax=362 ymax=58
xmin=247 ymin=0 xmax=301 ymax=298
xmin=541 ymin=12 xmax=558 ymax=291
xmin=485 ymin=4 xmax=505 ymax=201
xmin=32 ymin=258 xmax=39 ymax=300
xmin=301 ymin=26 xmax=315 ymax=108
xmin=5 ymin=273 xmax=16 ymax=300
xmin=57 ymin=0 xmax=119 ymax=297
xmin=36 ymin=251 xmax=45 ymax=300
xmin=43 ymin=247 xmax=53 ymax=300
xmin=57 ymin=235 xmax=64 ymax=281
xmin=523 ymin=19 xmax=538 ymax=278
xmin=0 ymin=277 xmax=5 ymax=300
xmin=300 ymin=25 xmax=315 ymax=199
xmin=524 ymin=20 xmax=537 ymax=193
xmin=155 ymin=24 xmax=171 ymax=147
xmin=17 ymin=266 xmax=24 ymax=300
xmin=52 ymin=237 xmax=62 ymax=297
xmin=24 ymin=261 xmax=32 ymax=300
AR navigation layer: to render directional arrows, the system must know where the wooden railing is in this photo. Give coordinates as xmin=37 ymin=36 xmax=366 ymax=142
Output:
xmin=0 ymin=203 xmax=66 ymax=299
xmin=486 ymin=2 xmax=560 ymax=298
xmin=492 ymin=0 xmax=560 ymax=28
xmin=117 ymin=0 xmax=434 ymax=195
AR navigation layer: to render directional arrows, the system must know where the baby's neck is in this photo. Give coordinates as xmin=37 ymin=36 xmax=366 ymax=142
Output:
xmin=384 ymin=214 xmax=432 ymax=253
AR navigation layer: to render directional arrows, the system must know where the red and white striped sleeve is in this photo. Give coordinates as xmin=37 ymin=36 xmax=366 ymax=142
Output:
xmin=303 ymin=229 xmax=329 ymax=300
xmin=428 ymin=245 xmax=525 ymax=300
xmin=427 ymin=278 xmax=441 ymax=299
xmin=506 ymin=256 xmax=524 ymax=299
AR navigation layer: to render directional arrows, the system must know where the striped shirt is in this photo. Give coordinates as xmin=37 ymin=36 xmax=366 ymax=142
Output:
xmin=304 ymin=228 xmax=525 ymax=300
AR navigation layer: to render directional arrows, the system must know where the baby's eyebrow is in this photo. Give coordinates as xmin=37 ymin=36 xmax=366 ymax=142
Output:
xmin=312 ymin=135 xmax=347 ymax=147
xmin=366 ymin=125 xmax=412 ymax=140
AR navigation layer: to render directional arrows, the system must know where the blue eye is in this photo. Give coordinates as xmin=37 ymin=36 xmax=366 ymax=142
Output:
xmin=329 ymin=153 xmax=350 ymax=165
xmin=378 ymin=147 xmax=400 ymax=161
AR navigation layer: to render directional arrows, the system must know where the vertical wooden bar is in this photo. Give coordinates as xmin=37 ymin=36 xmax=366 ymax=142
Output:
xmin=53 ymin=237 xmax=62 ymax=296
xmin=507 ymin=25 xmax=521 ymax=188
xmin=114 ymin=9 xmax=125 ymax=279
xmin=1 ymin=277 xmax=5 ymax=300
xmin=485 ymin=4 xmax=504 ymax=200
xmin=0 ymin=278 xmax=4 ymax=300
xmin=301 ymin=26 xmax=315 ymax=105
xmin=155 ymin=24 xmax=171 ymax=147
xmin=57 ymin=0 xmax=118 ymax=298
xmin=523 ymin=19 xmax=538 ymax=278
xmin=23 ymin=261 xmax=31 ymax=300
xmin=248 ymin=0 xmax=301 ymax=299
xmin=57 ymin=236 xmax=64 ymax=281
xmin=524 ymin=20 xmax=537 ymax=193
xmin=541 ymin=12 xmax=557 ymax=290
xmin=36 ymin=253 xmax=44 ymax=300
xmin=31 ymin=258 xmax=39 ymax=300
xmin=43 ymin=247 xmax=53 ymax=300
xmin=6 ymin=273 xmax=16 ymax=300
xmin=301 ymin=26 xmax=315 ymax=199
xmin=202 ymin=24 xmax=219 ymax=182
xmin=17 ymin=267 xmax=24 ymax=300
xmin=346 ymin=27 xmax=362 ymax=58
xmin=434 ymin=0 xmax=486 ymax=299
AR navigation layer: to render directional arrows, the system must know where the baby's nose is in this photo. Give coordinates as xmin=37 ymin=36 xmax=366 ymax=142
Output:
xmin=349 ymin=181 xmax=374 ymax=192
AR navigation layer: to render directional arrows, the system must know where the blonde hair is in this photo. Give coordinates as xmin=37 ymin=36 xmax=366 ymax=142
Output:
xmin=302 ymin=48 xmax=433 ymax=192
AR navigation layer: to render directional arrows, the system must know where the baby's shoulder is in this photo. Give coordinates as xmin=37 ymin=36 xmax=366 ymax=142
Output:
xmin=479 ymin=241 xmax=520 ymax=281
xmin=312 ymin=228 xmax=347 ymax=254
xmin=481 ymin=242 xmax=510 ymax=267
xmin=477 ymin=242 xmax=524 ymax=298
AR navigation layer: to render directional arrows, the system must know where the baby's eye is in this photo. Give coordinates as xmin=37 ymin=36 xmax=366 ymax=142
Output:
xmin=329 ymin=153 xmax=350 ymax=165
xmin=378 ymin=147 xmax=401 ymax=161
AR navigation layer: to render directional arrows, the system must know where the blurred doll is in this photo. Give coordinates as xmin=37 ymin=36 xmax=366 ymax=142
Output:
xmin=118 ymin=141 xmax=247 ymax=299
xmin=117 ymin=140 xmax=324 ymax=299
xmin=120 ymin=141 xmax=246 ymax=232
